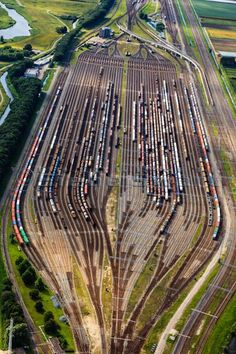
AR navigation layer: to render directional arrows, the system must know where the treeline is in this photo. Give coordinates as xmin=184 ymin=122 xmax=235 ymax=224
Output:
xmin=53 ymin=28 xmax=79 ymax=62
xmin=221 ymin=57 xmax=236 ymax=68
xmin=0 ymin=45 xmax=32 ymax=62
xmin=0 ymin=60 xmax=41 ymax=181
xmin=53 ymin=0 xmax=115 ymax=62
xmin=1 ymin=277 xmax=30 ymax=348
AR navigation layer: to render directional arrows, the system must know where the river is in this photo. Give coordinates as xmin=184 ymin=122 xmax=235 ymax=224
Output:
xmin=0 ymin=72 xmax=13 ymax=126
xmin=0 ymin=1 xmax=31 ymax=39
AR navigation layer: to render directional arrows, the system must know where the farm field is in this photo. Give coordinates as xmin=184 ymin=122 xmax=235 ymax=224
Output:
xmin=192 ymin=0 xmax=236 ymax=52
xmin=224 ymin=66 xmax=236 ymax=93
xmin=192 ymin=0 xmax=236 ymax=20
xmin=0 ymin=0 xmax=98 ymax=50
xmin=206 ymin=25 xmax=236 ymax=52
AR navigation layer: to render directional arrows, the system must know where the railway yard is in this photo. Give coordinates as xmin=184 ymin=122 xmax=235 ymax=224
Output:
xmin=2 ymin=0 xmax=236 ymax=352
xmin=8 ymin=33 xmax=226 ymax=352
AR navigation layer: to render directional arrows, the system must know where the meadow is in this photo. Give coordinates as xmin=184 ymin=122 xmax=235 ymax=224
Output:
xmin=1 ymin=0 xmax=98 ymax=50
xmin=0 ymin=7 xmax=15 ymax=29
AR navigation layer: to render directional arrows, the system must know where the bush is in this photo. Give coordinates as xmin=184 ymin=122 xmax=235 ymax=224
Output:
xmin=23 ymin=44 xmax=32 ymax=51
xmin=44 ymin=319 xmax=60 ymax=335
xmin=3 ymin=278 xmax=12 ymax=287
xmin=44 ymin=311 xmax=54 ymax=322
xmin=12 ymin=323 xmax=29 ymax=348
xmin=17 ymin=259 xmax=30 ymax=275
xmin=35 ymin=301 xmax=44 ymax=313
xmin=29 ymin=289 xmax=40 ymax=301
xmin=22 ymin=267 xmax=37 ymax=286
xmin=1 ymin=290 xmax=15 ymax=302
xmin=2 ymin=284 xmax=12 ymax=292
xmin=59 ymin=336 xmax=68 ymax=349
xmin=56 ymin=26 xmax=67 ymax=34
xmin=35 ymin=277 xmax=45 ymax=291
xmin=15 ymin=256 xmax=24 ymax=266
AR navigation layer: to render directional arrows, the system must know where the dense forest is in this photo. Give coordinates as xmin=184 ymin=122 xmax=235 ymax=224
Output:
xmin=0 ymin=60 xmax=41 ymax=182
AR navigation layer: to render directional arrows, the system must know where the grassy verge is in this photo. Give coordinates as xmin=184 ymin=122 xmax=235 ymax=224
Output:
xmin=202 ymin=292 xmax=236 ymax=354
xmin=175 ymin=0 xmax=202 ymax=65
xmin=141 ymin=0 xmax=159 ymax=16
xmin=0 ymin=79 xmax=9 ymax=117
xmin=6 ymin=214 xmax=75 ymax=352
xmin=117 ymin=40 xmax=140 ymax=56
xmin=101 ymin=255 xmax=113 ymax=329
xmin=73 ymin=261 xmax=94 ymax=318
xmin=0 ymin=209 xmax=7 ymax=348
xmin=125 ymin=245 xmax=161 ymax=322
xmin=220 ymin=149 xmax=236 ymax=202
xmin=212 ymin=122 xmax=218 ymax=137
xmin=145 ymin=263 xmax=220 ymax=353
xmin=190 ymin=220 xmax=204 ymax=247
xmin=42 ymin=68 xmax=56 ymax=92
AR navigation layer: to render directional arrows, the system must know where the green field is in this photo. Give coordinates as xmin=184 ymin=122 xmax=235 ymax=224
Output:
xmin=141 ymin=0 xmax=159 ymax=16
xmin=192 ymin=0 xmax=236 ymax=21
xmin=0 ymin=7 xmax=15 ymax=29
xmin=1 ymin=0 xmax=98 ymax=50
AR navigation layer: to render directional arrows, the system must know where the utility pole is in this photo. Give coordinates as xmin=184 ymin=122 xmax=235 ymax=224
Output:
xmin=8 ymin=318 xmax=14 ymax=354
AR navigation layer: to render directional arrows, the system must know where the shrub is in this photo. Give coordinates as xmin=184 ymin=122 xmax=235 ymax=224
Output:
xmin=22 ymin=267 xmax=37 ymax=286
xmin=17 ymin=259 xmax=30 ymax=275
xmin=35 ymin=301 xmax=44 ymax=313
xmin=15 ymin=256 xmax=24 ymax=266
xmin=35 ymin=277 xmax=45 ymax=291
xmin=44 ymin=319 xmax=60 ymax=335
xmin=44 ymin=311 xmax=54 ymax=322
xmin=29 ymin=289 xmax=40 ymax=301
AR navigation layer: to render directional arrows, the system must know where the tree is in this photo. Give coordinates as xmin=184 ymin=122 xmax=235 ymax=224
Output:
xmin=2 ymin=284 xmax=12 ymax=292
xmin=3 ymin=278 xmax=12 ymax=287
xmin=0 ymin=36 xmax=4 ymax=43
xmin=17 ymin=259 xmax=30 ymax=275
xmin=56 ymin=26 xmax=67 ymax=34
xmin=44 ymin=319 xmax=60 ymax=335
xmin=2 ymin=300 xmax=15 ymax=317
xmin=29 ymin=289 xmax=40 ymax=301
xmin=15 ymin=256 xmax=24 ymax=266
xmin=35 ymin=277 xmax=45 ymax=291
xmin=12 ymin=323 xmax=29 ymax=348
xmin=22 ymin=267 xmax=37 ymax=286
xmin=1 ymin=290 xmax=15 ymax=302
xmin=23 ymin=43 xmax=32 ymax=51
xmin=59 ymin=336 xmax=68 ymax=349
xmin=35 ymin=301 xmax=44 ymax=313
xmin=44 ymin=311 xmax=54 ymax=322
